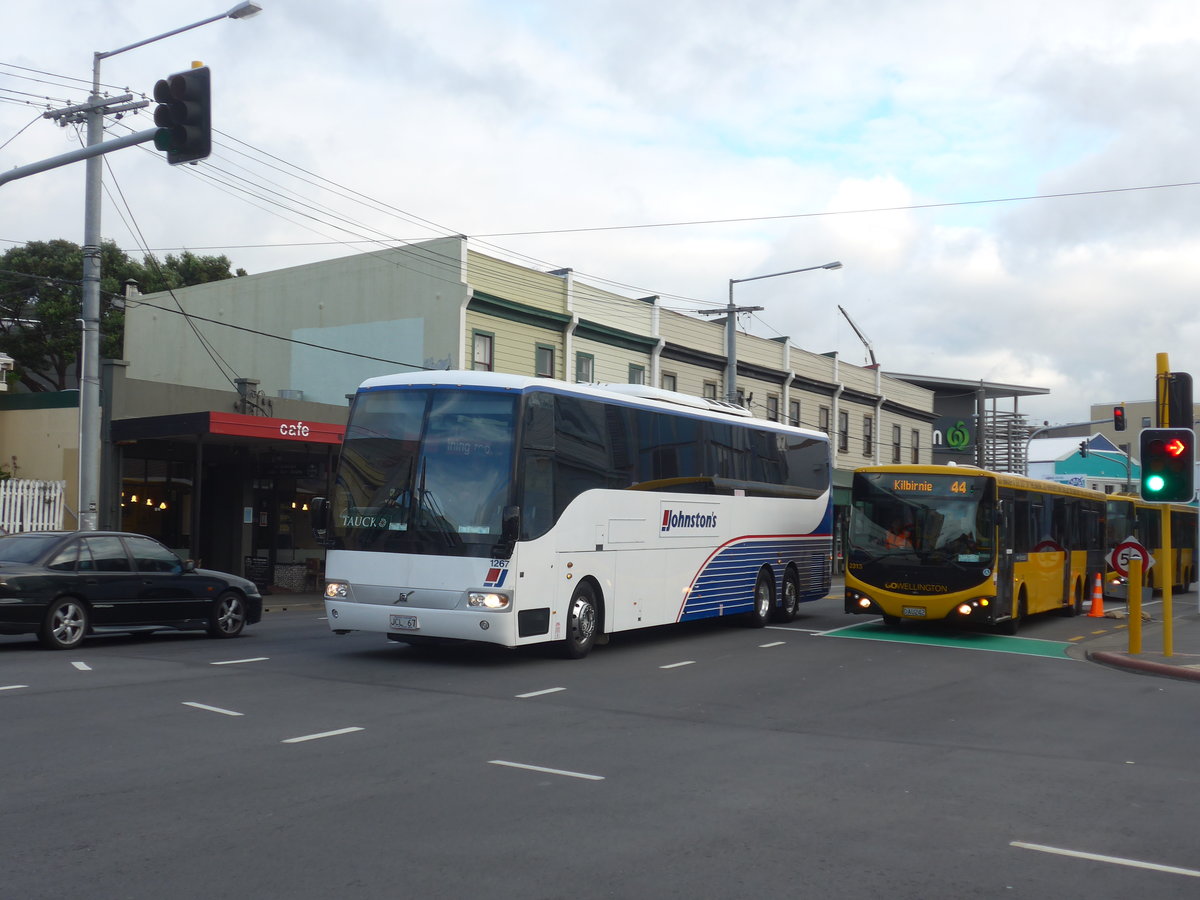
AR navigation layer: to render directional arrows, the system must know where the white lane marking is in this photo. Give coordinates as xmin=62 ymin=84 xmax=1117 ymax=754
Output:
xmin=816 ymin=621 xmax=879 ymax=636
xmin=210 ymin=657 xmax=269 ymax=666
xmin=759 ymin=641 xmax=786 ymax=648
xmin=281 ymin=727 xmax=364 ymax=744
xmin=71 ymin=661 xmax=91 ymax=671
xmin=1011 ymin=842 xmax=1200 ymax=878
xmin=489 ymin=760 xmax=605 ymax=781
xmin=766 ymin=625 xmax=822 ymax=633
xmin=0 ymin=684 xmax=29 ymax=692
xmin=660 ymin=660 xmax=695 ymax=669
xmin=182 ymin=701 xmax=244 ymax=717
xmin=516 ymin=687 xmax=566 ymax=699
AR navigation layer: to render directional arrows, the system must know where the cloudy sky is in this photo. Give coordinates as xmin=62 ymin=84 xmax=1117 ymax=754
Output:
xmin=4 ymin=0 xmax=1200 ymax=425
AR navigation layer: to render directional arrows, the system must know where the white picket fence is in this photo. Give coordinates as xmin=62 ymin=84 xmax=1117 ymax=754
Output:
xmin=0 ymin=479 xmax=67 ymax=533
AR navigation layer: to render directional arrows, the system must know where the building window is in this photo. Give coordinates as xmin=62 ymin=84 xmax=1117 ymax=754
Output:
xmin=535 ymin=344 xmax=555 ymax=378
xmin=766 ymin=395 xmax=779 ymax=422
xmin=910 ymin=428 xmax=920 ymax=464
xmin=820 ymin=406 xmax=831 ymax=435
xmin=472 ymin=331 xmax=494 ymax=371
xmin=628 ymin=364 xmax=645 ymax=385
xmin=789 ymin=399 xmax=801 ymax=427
xmin=1142 ymin=416 xmax=1152 ymax=428
xmin=892 ymin=424 xmax=902 ymax=463
xmin=661 ymin=372 xmax=677 ymax=392
xmin=863 ymin=415 xmax=873 ymax=457
xmin=703 ymin=382 xmax=717 ymax=400
xmin=575 ymin=353 xmax=595 ymax=383
xmin=838 ymin=410 xmax=849 ymax=453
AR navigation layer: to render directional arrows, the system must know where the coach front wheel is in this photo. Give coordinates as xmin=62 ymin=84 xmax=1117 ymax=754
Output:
xmin=561 ymin=582 xmax=599 ymax=659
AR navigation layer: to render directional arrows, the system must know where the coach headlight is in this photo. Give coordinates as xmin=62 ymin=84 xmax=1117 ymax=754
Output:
xmin=324 ymin=580 xmax=350 ymax=600
xmin=468 ymin=591 xmax=511 ymax=609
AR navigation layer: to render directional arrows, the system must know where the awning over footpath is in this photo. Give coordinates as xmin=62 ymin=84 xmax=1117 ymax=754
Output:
xmin=111 ymin=411 xmax=344 ymax=445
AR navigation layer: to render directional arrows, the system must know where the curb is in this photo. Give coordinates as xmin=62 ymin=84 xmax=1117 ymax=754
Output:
xmin=1088 ymin=650 xmax=1200 ymax=683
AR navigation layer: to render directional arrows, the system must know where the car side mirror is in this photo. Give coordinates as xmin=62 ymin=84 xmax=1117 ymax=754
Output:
xmin=182 ymin=559 xmax=196 ymax=573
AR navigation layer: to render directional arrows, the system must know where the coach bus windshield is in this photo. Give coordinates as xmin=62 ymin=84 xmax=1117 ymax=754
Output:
xmin=331 ymin=388 xmax=517 ymax=557
xmin=849 ymin=472 xmax=995 ymax=564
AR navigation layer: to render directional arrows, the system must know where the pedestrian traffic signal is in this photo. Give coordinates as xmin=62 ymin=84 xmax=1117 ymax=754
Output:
xmin=1139 ymin=427 xmax=1195 ymax=502
xmin=1113 ymin=405 xmax=1126 ymax=431
xmin=153 ymin=65 xmax=211 ymax=165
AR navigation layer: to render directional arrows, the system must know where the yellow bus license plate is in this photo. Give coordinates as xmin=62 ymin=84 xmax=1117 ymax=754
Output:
xmin=902 ymin=606 xmax=926 ymax=617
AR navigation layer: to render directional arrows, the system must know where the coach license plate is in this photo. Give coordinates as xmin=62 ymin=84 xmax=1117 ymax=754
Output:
xmin=902 ymin=606 xmax=927 ymax=617
xmin=389 ymin=614 xmax=419 ymax=631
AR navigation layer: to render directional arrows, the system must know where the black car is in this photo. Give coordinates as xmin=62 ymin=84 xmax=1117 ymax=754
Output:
xmin=0 ymin=531 xmax=263 ymax=650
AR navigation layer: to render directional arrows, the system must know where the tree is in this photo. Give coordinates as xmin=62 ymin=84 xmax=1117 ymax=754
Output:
xmin=0 ymin=240 xmax=241 ymax=392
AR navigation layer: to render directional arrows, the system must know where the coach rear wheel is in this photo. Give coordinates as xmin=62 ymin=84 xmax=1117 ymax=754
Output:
xmin=748 ymin=569 xmax=773 ymax=628
xmin=773 ymin=568 xmax=800 ymax=623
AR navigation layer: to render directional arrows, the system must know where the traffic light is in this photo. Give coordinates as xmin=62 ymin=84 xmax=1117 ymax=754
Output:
xmin=1113 ymin=405 xmax=1126 ymax=431
xmin=1079 ymin=440 xmax=1089 ymax=458
xmin=153 ymin=65 xmax=211 ymax=165
xmin=1139 ymin=427 xmax=1196 ymax=502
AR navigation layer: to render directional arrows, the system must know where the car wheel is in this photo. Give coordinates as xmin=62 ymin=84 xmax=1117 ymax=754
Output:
xmin=39 ymin=597 xmax=89 ymax=650
xmin=208 ymin=591 xmax=246 ymax=638
xmin=773 ymin=567 xmax=800 ymax=623
xmin=747 ymin=569 xmax=773 ymax=628
xmin=561 ymin=582 xmax=599 ymax=659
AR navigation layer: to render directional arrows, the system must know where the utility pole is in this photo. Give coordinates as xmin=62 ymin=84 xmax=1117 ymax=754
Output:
xmin=698 ymin=261 xmax=842 ymax=406
xmin=9 ymin=2 xmax=263 ymax=531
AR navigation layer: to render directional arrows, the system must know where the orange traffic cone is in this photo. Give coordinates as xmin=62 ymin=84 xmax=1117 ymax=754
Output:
xmin=1087 ymin=573 xmax=1105 ymax=617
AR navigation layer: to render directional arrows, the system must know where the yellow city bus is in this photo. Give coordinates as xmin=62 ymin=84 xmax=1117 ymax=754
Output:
xmin=844 ymin=465 xmax=1107 ymax=633
xmin=1104 ymin=494 xmax=1197 ymax=598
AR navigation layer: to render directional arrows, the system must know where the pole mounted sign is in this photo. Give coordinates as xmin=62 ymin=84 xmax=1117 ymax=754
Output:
xmin=1106 ymin=536 xmax=1154 ymax=579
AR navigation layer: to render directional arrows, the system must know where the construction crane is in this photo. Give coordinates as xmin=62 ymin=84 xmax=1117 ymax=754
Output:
xmin=837 ymin=305 xmax=878 ymax=368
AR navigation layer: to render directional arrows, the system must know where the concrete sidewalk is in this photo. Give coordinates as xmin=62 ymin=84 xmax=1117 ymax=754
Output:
xmin=1081 ymin=595 xmax=1200 ymax=684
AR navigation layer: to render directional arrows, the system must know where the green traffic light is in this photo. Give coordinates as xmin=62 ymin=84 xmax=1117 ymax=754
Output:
xmin=1145 ymin=474 xmax=1166 ymax=493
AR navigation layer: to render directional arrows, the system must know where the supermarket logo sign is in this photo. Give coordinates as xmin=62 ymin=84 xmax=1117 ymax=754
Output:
xmin=661 ymin=509 xmax=719 ymax=533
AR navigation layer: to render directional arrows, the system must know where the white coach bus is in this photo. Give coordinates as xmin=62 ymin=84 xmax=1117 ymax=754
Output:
xmin=314 ymin=371 xmax=832 ymax=658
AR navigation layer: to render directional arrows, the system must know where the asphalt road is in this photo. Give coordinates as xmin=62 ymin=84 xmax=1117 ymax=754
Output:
xmin=3 ymin=596 xmax=1200 ymax=899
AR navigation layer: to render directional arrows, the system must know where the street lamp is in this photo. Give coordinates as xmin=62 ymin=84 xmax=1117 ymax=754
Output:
xmin=78 ymin=2 xmax=263 ymax=531
xmin=698 ymin=261 xmax=842 ymax=405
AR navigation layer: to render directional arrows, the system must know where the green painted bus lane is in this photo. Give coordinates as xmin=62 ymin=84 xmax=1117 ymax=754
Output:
xmin=822 ymin=621 xmax=1074 ymax=659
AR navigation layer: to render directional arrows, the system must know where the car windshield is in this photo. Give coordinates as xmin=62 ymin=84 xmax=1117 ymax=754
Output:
xmin=0 ymin=533 xmax=61 ymax=564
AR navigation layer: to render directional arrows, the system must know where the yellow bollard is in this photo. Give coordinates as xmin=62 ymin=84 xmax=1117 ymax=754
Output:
xmin=1128 ymin=558 xmax=1142 ymax=655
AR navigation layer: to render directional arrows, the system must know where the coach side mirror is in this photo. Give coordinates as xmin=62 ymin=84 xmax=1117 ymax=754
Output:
xmin=311 ymin=497 xmax=329 ymax=537
xmin=493 ymin=505 xmax=521 ymax=558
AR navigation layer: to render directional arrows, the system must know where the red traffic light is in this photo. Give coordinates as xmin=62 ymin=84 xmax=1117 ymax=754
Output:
xmin=1165 ymin=437 xmax=1188 ymax=457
